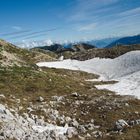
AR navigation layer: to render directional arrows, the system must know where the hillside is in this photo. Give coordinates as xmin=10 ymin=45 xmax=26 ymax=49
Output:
xmin=64 ymin=44 xmax=140 ymax=60
xmin=106 ymin=35 xmax=140 ymax=48
xmin=0 ymin=39 xmax=56 ymax=67
xmin=33 ymin=43 xmax=140 ymax=61
xmin=0 ymin=39 xmax=140 ymax=140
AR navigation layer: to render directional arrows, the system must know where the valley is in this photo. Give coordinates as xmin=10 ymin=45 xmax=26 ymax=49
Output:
xmin=0 ymin=39 xmax=140 ymax=140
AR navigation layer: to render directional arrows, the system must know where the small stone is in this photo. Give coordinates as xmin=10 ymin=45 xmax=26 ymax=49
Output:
xmin=92 ymin=131 xmax=102 ymax=138
xmin=91 ymin=119 xmax=94 ymax=123
xmin=79 ymin=125 xmax=86 ymax=133
xmin=66 ymin=128 xmax=77 ymax=138
xmin=0 ymin=94 xmax=5 ymax=98
xmin=59 ymin=134 xmax=68 ymax=140
xmin=18 ymin=106 xmax=23 ymax=111
xmin=129 ymin=120 xmax=135 ymax=126
xmin=37 ymin=96 xmax=44 ymax=102
xmin=58 ymin=56 xmax=64 ymax=61
xmin=16 ymin=99 xmax=20 ymax=103
xmin=27 ymin=107 xmax=34 ymax=113
xmin=78 ymin=135 xmax=85 ymax=140
xmin=114 ymin=119 xmax=128 ymax=131
xmin=71 ymin=92 xmax=79 ymax=97
xmin=86 ymin=133 xmax=91 ymax=137
xmin=65 ymin=117 xmax=72 ymax=123
xmin=52 ymin=96 xmax=64 ymax=102
xmin=125 ymin=103 xmax=129 ymax=107
xmin=134 ymin=111 xmax=139 ymax=115
xmin=136 ymin=119 xmax=140 ymax=125
xmin=86 ymin=123 xmax=95 ymax=130
xmin=72 ymin=119 xmax=79 ymax=128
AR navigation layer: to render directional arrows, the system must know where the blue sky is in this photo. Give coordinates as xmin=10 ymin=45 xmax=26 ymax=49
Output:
xmin=0 ymin=0 xmax=140 ymax=43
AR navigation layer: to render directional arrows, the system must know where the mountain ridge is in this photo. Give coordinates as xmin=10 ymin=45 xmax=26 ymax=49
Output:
xmin=106 ymin=35 xmax=140 ymax=48
xmin=31 ymin=43 xmax=96 ymax=53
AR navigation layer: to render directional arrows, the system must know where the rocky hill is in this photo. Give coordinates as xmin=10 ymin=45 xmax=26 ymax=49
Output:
xmin=65 ymin=44 xmax=140 ymax=60
xmin=32 ymin=41 xmax=140 ymax=61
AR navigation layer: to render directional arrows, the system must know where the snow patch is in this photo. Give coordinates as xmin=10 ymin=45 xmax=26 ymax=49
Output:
xmin=96 ymin=71 xmax=140 ymax=98
xmin=32 ymin=124 xmax=69 ymax=134
xmin=37 ymin=51 xmax=140 ymax=98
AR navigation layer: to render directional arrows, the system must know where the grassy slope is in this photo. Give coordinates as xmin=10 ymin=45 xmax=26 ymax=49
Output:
xmin=0 ymin=40 xmax=56 ymax=67
xmin=0 ymin=66 xmax=140 ymax=140
xmin=0 ymin=40 xmax=140 ymax=139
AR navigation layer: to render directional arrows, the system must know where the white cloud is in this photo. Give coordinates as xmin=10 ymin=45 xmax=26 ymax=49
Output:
xmin=68 ymin=0 xmax=119 ymax=21
xmin=12 ymin=26 xmax=22 ymax=31
xmin=78 ymin=23 xmax=97 ymax=31
xmin=119 ymin=7 xmax=140 ymax=16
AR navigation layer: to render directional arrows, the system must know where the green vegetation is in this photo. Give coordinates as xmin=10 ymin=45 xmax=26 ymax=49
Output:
xmin=0 ymin=65 xmax=140 ymax=140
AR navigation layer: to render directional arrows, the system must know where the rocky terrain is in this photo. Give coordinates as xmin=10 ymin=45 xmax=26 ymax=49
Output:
xmin=30 ymin=35 xmax=140 ymax=61
xmin=62 ymin=44 xmax=140 ymax=61
xmin=32 ymin=41 xmax=140 ymax=61
xmin=0 ymin=39 xmax=140 ymax=140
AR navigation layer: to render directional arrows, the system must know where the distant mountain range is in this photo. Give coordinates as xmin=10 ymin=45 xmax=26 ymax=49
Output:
xmin=15 ymin=34 xmax=140 ymax=50
xmin=87 ymin=37 xmax=120 ymax=48
xmin=31 ymin=43 xmax=96 ymax=53
xmin=106 ymin=35 xmax=140 ymax=48
xmin=15 ymin=37 xmax=119 ymax=49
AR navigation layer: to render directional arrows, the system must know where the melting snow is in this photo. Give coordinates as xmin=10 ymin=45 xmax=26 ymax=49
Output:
xmin=96 ymin=71 xmax=140 ymax=98
xmin=37 ymin=51 xmax=140 ymax=99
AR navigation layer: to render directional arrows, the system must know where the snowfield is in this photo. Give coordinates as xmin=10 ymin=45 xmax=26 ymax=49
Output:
xmin=37 ymin=51 xmax=140 ymax=99
xmin=96 ymin=71 xmax=140 ymax=98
